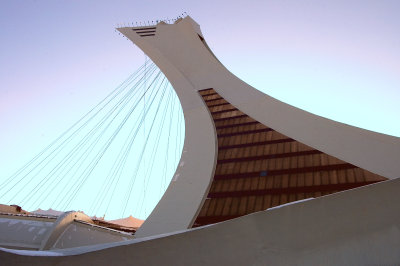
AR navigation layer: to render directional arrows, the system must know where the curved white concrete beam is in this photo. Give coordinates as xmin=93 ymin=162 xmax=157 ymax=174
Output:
xmin=118 ymin=20 xmax=218 ymax=238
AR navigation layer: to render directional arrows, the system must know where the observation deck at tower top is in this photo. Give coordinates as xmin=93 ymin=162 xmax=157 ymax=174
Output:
xmin=117 ymin=16 xmax=198 ymax=38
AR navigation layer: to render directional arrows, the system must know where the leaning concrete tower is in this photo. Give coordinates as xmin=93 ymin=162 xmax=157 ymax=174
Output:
xmin=116 ymin=16 xmax=400 ymax=238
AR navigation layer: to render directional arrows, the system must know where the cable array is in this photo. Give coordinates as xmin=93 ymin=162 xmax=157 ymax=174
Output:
xmin=0 ymin=60 xmax=185 ymax=220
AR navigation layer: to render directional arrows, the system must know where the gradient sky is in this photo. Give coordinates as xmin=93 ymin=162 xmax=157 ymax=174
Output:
xmin=1 ymin=0 xmax=399 ymax=219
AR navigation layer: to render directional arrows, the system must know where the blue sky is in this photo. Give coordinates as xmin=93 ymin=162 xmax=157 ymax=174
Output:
xmin=0 ymin=0 xmax=399 ymax=219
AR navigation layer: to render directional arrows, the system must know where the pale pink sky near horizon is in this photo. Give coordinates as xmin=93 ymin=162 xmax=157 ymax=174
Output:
xmin=0 ymin=0 xmax=399 ymax=219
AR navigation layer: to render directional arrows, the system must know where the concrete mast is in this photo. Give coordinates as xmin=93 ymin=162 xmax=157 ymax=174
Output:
xmin=117 ymin=16 xmax=400 ymax=238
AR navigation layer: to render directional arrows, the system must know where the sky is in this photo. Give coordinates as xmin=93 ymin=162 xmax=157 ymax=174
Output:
xmin=0 ymin=0 xmax=399 ymax=220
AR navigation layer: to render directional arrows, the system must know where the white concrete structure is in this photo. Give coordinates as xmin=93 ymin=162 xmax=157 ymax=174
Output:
xmin=117 ymin=16 xmax=400 ymax=238
xmin=1 ymin=16 xmax=400 ymax=265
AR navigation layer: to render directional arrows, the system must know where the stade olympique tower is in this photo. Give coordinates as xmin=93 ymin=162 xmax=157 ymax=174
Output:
xmin=2 ymin=16 xmax=400 ymax=265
